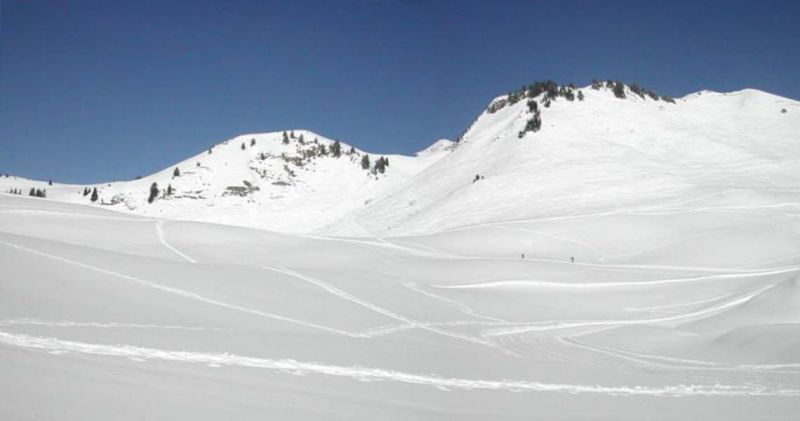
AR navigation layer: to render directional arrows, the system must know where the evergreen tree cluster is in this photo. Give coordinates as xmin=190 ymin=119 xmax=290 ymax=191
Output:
xmin=173 ymin=167 xmax=180 ymax=177
xmin=7 ymin=188 xmax=23 ymax=195
xmin=298 ymin=143 xmax=330 ymax=161
xmin=28 ymin=188 xmax=46 ymax=198
xmin=518 ymin=100 xmax=542 ymax=138
xmin=489 ymin=80 xmax=581 ymax=113
xmin=612 ymin=81 xmax=626 ymax=99
xmin=591 ymin=79 xmax=675 ymax=103
xmin=372 ymin=156 xmax=390 ymax=174
xmin=90 ymin=187 xmax=98 ymax=202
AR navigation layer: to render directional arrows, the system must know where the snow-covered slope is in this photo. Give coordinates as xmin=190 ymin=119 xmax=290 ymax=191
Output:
xmin=2 ymin=82 xmax=800 ymax=420
xmin=0 ymin=131 xmax=451 ymax=233
xmin=326 ymin=85 xmax=800 ymax=235
xmin=2 ymin=83 xmax=798 ymax=237
xmin=1 ymin=193 xmax=799 ymax=420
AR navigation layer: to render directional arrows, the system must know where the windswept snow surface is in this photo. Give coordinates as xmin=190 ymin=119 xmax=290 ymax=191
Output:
xmin=1 ymin=192 xmax=800 ymax=420
xmin=1 ymin=87 xmax=800 ymax=419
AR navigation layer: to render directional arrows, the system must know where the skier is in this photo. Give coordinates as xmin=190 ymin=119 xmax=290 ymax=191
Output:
xmin=570 ymin=256 xmax=574 ymax=263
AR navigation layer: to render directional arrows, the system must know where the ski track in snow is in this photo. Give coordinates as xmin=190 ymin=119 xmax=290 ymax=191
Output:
xmin=0 ymin=318 xmax=240 ymax=332
xmin=0 ymin=240 xmax=365 ymax=338
xmin=400 ymin=280 xmax=507 ymax=323
xmin=155 ymin=220 xmax=197 ymax=263
xmin=1 ymin=330 xmax=797 ymax=397
xmin=624 ymin=293 xmax=736 ymax=313
xmin=558 ymin=336 xmax=800 ymax=373
xmin=377 ymin=235 xmax=783 ymax=274
xmin=260 ymin=265 xmax=505 ymax=351
xmin=482 ymin=282 xmax=779 ymax=337
xmin=432 ymin=267 xmax=800 ymax=290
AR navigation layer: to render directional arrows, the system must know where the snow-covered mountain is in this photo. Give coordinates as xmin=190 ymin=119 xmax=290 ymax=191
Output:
xmin=1 ymin=131 xmax=452 ymax=233
xmin=2 ymin=82 xmax=798 ymax=236
xmin=2 ymin=81 xmax=800 ymax=420
xmin=324 ymin=83 xmax=800 ymax=236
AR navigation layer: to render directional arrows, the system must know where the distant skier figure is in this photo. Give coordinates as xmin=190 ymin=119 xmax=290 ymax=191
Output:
xmin=570 ymin=256 xmax=574 ymax=263
xmin=473 ymin=174 xmax=481 ymax=183
xmin=521 ymin=253 xmax=525 ymax=259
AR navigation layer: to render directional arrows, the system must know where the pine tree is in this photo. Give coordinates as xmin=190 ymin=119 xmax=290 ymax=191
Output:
xmin=173 ymin=167 xmax=180 ymax=177
xmin=290 ymin=130 xmax=295 ymax=138
xmin=612 ymin=82 xmax=626 ymax=99
xmin=48 ymin=180 xmax=53 ymax=186
xmin=331 ymin=140 xmax=342 ymax=157
xmin=361 ymin=154 xmax=370 ymax=170
xmin=167 ymin=184 xmax=173 ymax=196
xmin=629 ymin=83 xmax=644 ymax=98
xmin=241 ymin=142 xmax=246 ymax=150
xmin=349 ymin=146 xmax=356 ymax=155
xmin=250 ymin=138 xmax=256 ymax=147
xmin=373 ymin=156 xmax=389 ymax=174
xmin=29 ymin=188 xmax=35 ymax=196
xmin=148 ymin=182 xmax=158 ymax=204
xmin=577 ymin=90 xmax=585 ymax=101
xmin=91 ymin=187 xmax=98 ymax=202
xmin=282 ymin=131 xmax=290 ymax=144
xmin=298 ymin=134 xmax=304 ymax=143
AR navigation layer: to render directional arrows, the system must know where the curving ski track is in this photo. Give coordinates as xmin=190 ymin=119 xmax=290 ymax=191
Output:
xmin=1 ymin=330 xmax=797 ymax=397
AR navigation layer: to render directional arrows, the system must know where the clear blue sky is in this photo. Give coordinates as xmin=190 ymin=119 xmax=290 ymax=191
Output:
xmin=2 ymin=0 xmax=799 ymax=183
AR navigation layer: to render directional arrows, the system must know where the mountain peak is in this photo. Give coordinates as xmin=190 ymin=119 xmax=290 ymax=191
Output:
xmin=416 ymin=139 xmax=456 ymax=157
xmin=3 ymin=79 xmax=798 ymax=237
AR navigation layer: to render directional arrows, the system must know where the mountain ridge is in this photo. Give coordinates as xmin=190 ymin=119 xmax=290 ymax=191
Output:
xmin=2 ymin=84 xmax=798 ymax=236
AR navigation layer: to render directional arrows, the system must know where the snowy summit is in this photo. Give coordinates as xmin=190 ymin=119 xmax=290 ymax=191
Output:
xmin=2 ymin=81 xmax=797 ymax=237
